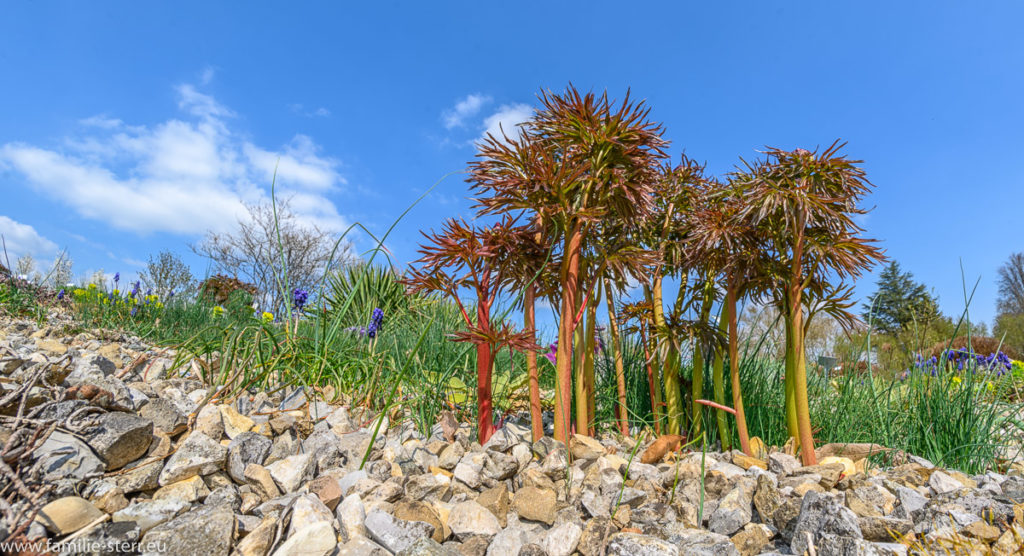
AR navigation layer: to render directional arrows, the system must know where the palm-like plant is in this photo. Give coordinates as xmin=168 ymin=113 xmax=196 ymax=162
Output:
xmin=685 ymin=178 xmax=768 ymax=455
xmin=470 ymin=85 xmax=666 ymax=444
xmin=501 ymin=218 xmax=556 ymax=442
xmin=733 ymin=142 xmax=884 ymax=464
xmin=638 ymin=157 xmax=705 ymax=436
xmin=404 ymin=217 xmax=538 ymax=443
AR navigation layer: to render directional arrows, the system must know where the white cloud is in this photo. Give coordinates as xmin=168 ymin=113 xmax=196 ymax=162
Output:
xmin=443 ymin=94 xmax=491 ymax=129
xmin=79 ymin=115 xmax=123 ymax=129
xmin=176 ymin=84 xmax=235 ymax=121
xmin=200 ymin=66 xmax=216 ymax=86
xmin=289 ymin=104 xmax=331 ymax=118
xmin=244 ymin=135 xmax=341 ymax=191
xmin=0 ymin=83 xmax=347 ymax=235
xmin=480 ymin=103 xmax=533 ymax=143
xmin=0 ymin=216 xmax=57 ymax=261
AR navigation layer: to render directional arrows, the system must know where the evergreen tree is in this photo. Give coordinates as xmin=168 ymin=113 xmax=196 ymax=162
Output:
xmin=862 ymin=261 xmax=942 ymax=335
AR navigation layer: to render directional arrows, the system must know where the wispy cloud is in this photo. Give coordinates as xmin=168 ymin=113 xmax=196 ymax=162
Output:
xmin=443 ymin=94 xmax=492 ymax=129
xmin=0 ymin=216 xmax=56 ymax=260
xmin=199 ymin=66 xmax=216 ymax=86
xmin=480 ymin=103 xmax=533 ymax=143
xmin=289 ymin=103 xmax=331 ymax=118
xmin=0 ymin=83 xmax=348 ymax=236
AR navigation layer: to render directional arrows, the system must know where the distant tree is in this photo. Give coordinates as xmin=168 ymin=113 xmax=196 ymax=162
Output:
xmin=140 ymin=250 xmax=196 ymax=298
xmin=46 ymin=250 xmax=73 ymax=289
xmin=862 ymin=261 xmax=942 ymax=335
xmin=192 ymin=199 xmax=354 ymax=315
xmin=997 ymin=252 xmax=1024 ymax=315
xmin=995 ymin=313 xmax=1024 ymax=355
xmin=15 ymin=254 xmax=37 ymax=282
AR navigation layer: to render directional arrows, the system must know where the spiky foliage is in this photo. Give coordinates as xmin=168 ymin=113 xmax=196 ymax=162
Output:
xmin=469 ymin=85 xmax=667 ymax=443
xmin=732 ymin=141 xmax=885 ymax=464
xmin=404 ymin=217 xmax=539 ymax=443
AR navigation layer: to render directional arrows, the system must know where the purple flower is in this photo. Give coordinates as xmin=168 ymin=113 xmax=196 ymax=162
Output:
xmin=544 ymin=342 xmax=558 ymax=364
xmin=113 ymin=272 xmax=120 ymax=284
xmin=57 ymin=289 xmax=65 ymax=300
xmin=130 ymin=306 xmax=138 ymax=317
xmin=367 ymin=308 xmax=384 ymax=338
xmin=293 ymin=288 xmax=309 ymax=311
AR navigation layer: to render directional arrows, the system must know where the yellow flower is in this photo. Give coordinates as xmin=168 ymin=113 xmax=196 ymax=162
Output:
xmin=155 ymin=302 xmax=164 ymax=310
xmin=987 ymin=381 xmax=995 ymax=392
xmin=88 ymin=283 xmax=97 ymax=290
xmin=261 ymin=312 xmax=273 ymax=323
xmin=212 ymin=306 xmax=225 ymax=317
xmin=950 ymin=376 xmax=962 ymax=387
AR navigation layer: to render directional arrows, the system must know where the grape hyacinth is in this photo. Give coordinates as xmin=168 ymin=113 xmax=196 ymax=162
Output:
xmin=293 ymin=288 xmax=309 ymax=311
xmin=113 ymin=272 xmax=120 ymax=284
xmin=367 ymin=308 xmax=384 ymax=339
xmin=57 ymin=289 xmax=65 ymax=301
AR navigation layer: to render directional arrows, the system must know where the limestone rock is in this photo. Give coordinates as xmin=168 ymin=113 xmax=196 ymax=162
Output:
xmin=139 ymin=504 xmax=234 ymax=556
xmin=85 ymin=411 xmax=154 ymax=470
xmin=365 ymin=510 xmax=436 ymax=553
xmin=35 ymin=496 xmax=105 ymax=535
xmin=266 ymin=452 xmax=316 ymax=493
xmin=512 ymin=486 xmax=557 ymax=525
xmin=271 ymin=521 xmax=338 ymax=556
xmin=790 ymin=491 xmax=863 ymax=556
xmin=605 ymin=532 xmax=680 ymax=555
xmin=158 ymin=431 xmax=227 ymax=485
xmin=447 ymin=500 xmax=501 ymax=540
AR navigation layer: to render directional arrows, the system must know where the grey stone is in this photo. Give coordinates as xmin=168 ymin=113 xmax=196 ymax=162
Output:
xmin=482 ymin=451 xmax=518 ymax=481
xmin=302 ymin=429 xmax=347 ymax=471
xmin=487 ymin=527 xmax=527 ymax=556
xmin=138 ymin=399 xmax=187 ymax=436
xmin=336 ymin=493 xmax=368 ymax=542
xmin=709 ymin=481 xmax=754 ymax=535
xmin=790 ymin=491 xmax=863 ymax=556
xmin=767 ymin=453 xmax=801 ymax=476
xmin=158 ymin=431 xmax=227 ymax=485
xmin=437 ymin=442 xmax=465 ymax=470
xmin=396 ymin=538 xmax=460 ymax=556
xmin=365 ymin=510 xmax=436 ymax=553
xmin=227 ymin=432 xmax=272 ymax=483
xmin=139 ymin=504 xmax=233 ymax=556
xmin=664 ymin=526 xmax=739 ymax=556
xmin=36 ymin=430 xmax=106 ymax=481
xmin=337 ymin=535 xmax=391 ymax=555
xmin=266 ymin=453 xmax=316 ymax=493
xmin=85 ymin=411 xmax=153 ymax=470
xmin=605 ymin=532 xmax=680 ymax=556
xmin=112 ymin=498 xmax=189 ymax=533
xmin=448 ymin=500 xmax=501 ymax=540
xmin=540 ymin=521 xmax=582 ymax=556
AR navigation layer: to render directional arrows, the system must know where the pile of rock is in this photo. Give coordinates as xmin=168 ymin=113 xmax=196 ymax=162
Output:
xmin=3 ymin=315 xmax=1024 ymax=555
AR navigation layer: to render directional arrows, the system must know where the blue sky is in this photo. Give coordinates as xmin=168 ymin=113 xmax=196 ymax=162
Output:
xmin=1 ymin=2 xmax=1021 ymax=327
